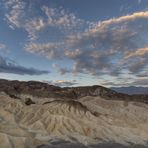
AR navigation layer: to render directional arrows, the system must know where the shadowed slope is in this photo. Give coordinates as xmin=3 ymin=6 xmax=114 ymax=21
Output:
xmin=0 ymin=79 xmax=148 ymax=103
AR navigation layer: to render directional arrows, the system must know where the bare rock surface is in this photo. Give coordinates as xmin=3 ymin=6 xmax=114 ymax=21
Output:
xmin=0 ymin=79 xmax=148 ymax=148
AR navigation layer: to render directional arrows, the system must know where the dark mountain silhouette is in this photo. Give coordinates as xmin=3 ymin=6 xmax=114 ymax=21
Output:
xmin=0 ymin=79 xmax=148 ymax=103
xmin=111 ymin=86 xmax=148 ymax=95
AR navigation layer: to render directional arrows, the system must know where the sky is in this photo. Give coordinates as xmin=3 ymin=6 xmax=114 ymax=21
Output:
xmin=0 ymin=0 xmax=148 ymax=87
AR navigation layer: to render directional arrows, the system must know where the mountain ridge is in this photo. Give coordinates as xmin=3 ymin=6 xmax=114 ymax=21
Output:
xmin=0 ymin=79 xmax=148 ymax=104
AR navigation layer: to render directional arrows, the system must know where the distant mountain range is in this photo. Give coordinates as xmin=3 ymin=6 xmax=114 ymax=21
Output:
xmin=111 ymin=86 xmax=148 ymax=95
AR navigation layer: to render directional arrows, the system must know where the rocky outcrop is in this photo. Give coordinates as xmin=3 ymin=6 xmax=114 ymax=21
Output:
xmin=0 ymin=79 xmax=61 ymax=98
xmin=0 ymin=92 xmax=148 ymax=147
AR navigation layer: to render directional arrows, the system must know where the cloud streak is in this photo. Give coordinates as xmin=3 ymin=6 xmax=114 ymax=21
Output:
xmin=103 ymin=78 xmax=148 ymax=87
xmin=0 ymin=56 xmax=49 ymax=75
xmin=45 ymin=80 xmax=78 ymax=87
xmin=124 ymin=47 xmax=148 ymax=59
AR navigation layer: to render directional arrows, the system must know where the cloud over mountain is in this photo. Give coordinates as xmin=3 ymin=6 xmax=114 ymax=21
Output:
xmin=44 ymin=79 xmax=78 ymax=87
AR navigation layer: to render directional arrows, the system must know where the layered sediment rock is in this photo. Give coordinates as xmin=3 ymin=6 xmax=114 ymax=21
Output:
xmin=0 ymin=79 xmax=148 ymax=148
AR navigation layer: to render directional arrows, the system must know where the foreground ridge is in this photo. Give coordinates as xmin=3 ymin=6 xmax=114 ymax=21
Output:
xmin=0 ymin=79 xmax=148 ymax=148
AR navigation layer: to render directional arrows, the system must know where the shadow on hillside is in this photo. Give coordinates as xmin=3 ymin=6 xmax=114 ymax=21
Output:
xmin=37 ymin=139 xmax=148 ymax=148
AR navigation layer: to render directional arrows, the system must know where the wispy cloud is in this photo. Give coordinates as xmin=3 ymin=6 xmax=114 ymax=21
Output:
xmin=124 ymin=47 xmax=148 ymax=59
xmin=0 ymin=44 xmax=6 ymax=49
xmin=138 ymin=0 xmax=142 ymax=4
xmin=0 ymin=55 xmax=49 ymax=75
xmin=137 ymin=73 xmax=148 ymax=78
xmin=3 ymin=0 xmax=85 ymax=40
xmin=45 ymin=80 xmax=78 ymax=87
xmin=52 ymin=64 xmax=70 ymax=75
xmin=25 ymin=42 xmax=63 ymax=59
xmin=42 ymin=6 xmax=84 ymax=30
xmin=24 ymin=11 xmax=148 ymax=79
xmin=102 ymin=78 xmax=148 ymax=87
xmin=4 ymin=0 xmax=26 ymax=29
xmin=131 ymin=78 xmax=148 ymax=86
xmin=0 ymin=43 xmax=6 ymax=50
xmin=0 ymin=43 xmax=9 ymax=54
xmin=1 ymin=0 xmax=148 ymax=86
xmin=62 ymin=12 xmax=148 ymax=76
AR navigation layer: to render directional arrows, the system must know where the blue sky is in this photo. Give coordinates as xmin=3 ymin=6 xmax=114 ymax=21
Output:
xmin=0 ymin=0 xmax=148 ymax=87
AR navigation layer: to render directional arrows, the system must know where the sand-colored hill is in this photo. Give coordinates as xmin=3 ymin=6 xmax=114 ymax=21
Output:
xmin=0 ymin=90 xmax=148 ymax=148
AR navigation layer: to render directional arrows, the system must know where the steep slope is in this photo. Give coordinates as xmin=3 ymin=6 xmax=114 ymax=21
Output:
xmin=0 ymin=79 xmax=148 ymax=148
xmin=0 ymin=92 xmax=148 ymax=148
